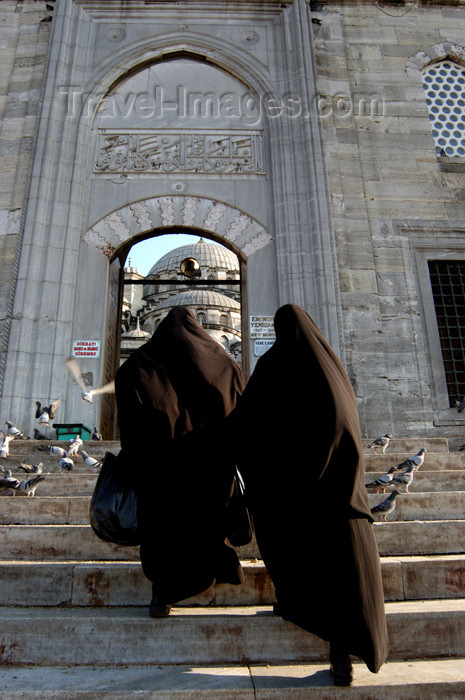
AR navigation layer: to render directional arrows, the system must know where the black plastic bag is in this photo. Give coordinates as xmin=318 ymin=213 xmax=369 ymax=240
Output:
xmin=225 ymin=467 xmax=254 ymax=547
xmin=89 ymin=450 xmax=140 ymax=546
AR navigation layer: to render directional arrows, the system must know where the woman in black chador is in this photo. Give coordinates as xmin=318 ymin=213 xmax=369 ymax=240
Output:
xmin=115 ymin=306 xmax=245 ymax=617
xmin=227 ymin=304 xmax=388 ymax=685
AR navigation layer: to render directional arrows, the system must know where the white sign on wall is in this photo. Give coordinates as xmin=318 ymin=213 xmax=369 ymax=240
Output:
xmin=72 ymin=340 xmax=101 ymax=358
xmin=250 ymin=315 xmax=275 ymax=339
xmin=250 ymin=316 xmax=275 ymax=356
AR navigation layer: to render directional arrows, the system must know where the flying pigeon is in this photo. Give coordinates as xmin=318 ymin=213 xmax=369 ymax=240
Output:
xmin=59 ymin=457 xmax=74 ymax=473
xmin=370 ymin=489 xmax=401 ymax=521
xmin=365 ymin=466 xmax=397 ymax=494
xmin=457 ymin=397 xmax=465 ymax=413
xmin=6 ymin=420 xmax=30 ymax=440
xmin=395 ymin=448 xmax=426 ymax=471
xmin=37 ymin=444 xmax=67 ymax=458
xmin=18 ymin=461 xmax=43 ymax=475
xmin=0 ymin=432 xmax=14 ymax=458
xmin=16 ymin=474 xmax=45 ymax=497
xmin=367 ymin=433 xmax=392 ymax=454
xmin=35 ymin=400 xmax=61 ymax=425
xmin=391 ymin=465 xmax=416 ymax=493
xmin=91 ymin=427 xmax=102 ymax=441
xmin=66 ymin=437 xmax=83 ymax=457
xmin=79 ymin=449 xmax=101 ymax=469
xmin=66 ymin=358 xmax=115 ymax=405
xmin=34 ymin=428 xmax=48 ymax=440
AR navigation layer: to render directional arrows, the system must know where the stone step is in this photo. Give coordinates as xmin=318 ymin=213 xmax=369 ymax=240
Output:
xmin=1 ymin=519 xmax=464 ymax=562
xmin=365 ymin=470 xmax=465 ymax=492
xmin=0 ymin=600 xmax=464 ymax=666
xmin=3 ymin=470 xmax=464 ymax=498
xmin=3 ymin=440 xmax=120 ymax=456
xmin=2 ymin=491 xmax=464 ymax=525
xmin=364 ymin=453 xmax=465 ymax=471
xmin=363 ymin=437 xmax=449 ymax=453
xmin=0 ymin=659 xmax=465 ymax=698
xmin=0 ymin=554 xmax=463 ymax=607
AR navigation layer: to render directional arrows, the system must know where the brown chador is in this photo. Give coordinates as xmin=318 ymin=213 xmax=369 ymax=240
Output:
xmin=115 ymin=306 xmax=245 ymax=615
xmin=226 ymin=304 xmax=388 ymax=682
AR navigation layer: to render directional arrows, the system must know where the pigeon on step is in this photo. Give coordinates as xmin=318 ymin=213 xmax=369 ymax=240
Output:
xmin=6 ymin=420 xmax=30 ymax=440
xmin=0 ymin=432 xmax=14 ymax=458
xmin=66 ymin=437 xmax=83 ymax=457
xmin=365 ymin=466 xmax=397 ymax=494
xmin=37 ymin=444 xmax=67 ymax=458
xmin=16 ymin=474 xmax=45 ymax=496
xmin=59 ymin=457 xmax=74 ymax=473
xmin=367 ymin=434 xmax=392 ymax=454
xmin=79 ymin=449 xmax=101 ymax=469
xmin=391 ymin=465 xmax=416 ymax=493
xmin=395 ymin=448 xmax=426 ymax=471
xmin=91 ymin=427 xmax=102 ymax=441
xmin=18 ymin=461 xmax=43 ymax=475
xmin=370 ymin=490 xmax=401 ymax=521
xmin=34 ymin=428 xmax=48 ymax=440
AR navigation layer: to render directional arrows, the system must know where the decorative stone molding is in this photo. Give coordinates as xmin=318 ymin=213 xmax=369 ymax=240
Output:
xmin=406 ymin=43 xmax=465 ymax=77
xmin=84 ymin=195 xmax=273 ymax=259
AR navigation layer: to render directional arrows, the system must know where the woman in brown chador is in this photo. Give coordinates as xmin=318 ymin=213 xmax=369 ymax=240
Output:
xmin=227 ymin=304 xmax=388 ymax=685
xmin=115 ymin=306 xmax=245 ymax=617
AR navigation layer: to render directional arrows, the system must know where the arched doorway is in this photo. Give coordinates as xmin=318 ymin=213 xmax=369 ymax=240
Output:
xmin=86 ymin=198 xmax=272 ymax=437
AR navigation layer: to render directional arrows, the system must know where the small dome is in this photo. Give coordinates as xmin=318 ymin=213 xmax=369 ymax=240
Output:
xmin=154 ymin=288 xmax=240 ymax=311
xmin=147 ymin=238 xmax=239 ymax=277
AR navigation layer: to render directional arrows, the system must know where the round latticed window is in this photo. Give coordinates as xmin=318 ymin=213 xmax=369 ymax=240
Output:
xmin=422 ymin=60 xmax=465 ymax=157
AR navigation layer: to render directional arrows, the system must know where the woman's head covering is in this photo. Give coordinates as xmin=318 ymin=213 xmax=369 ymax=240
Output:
xmin=233 ymin=303 xmax=371 ymax=520
xmin=141 ymin=306 xmax=244 ymax=428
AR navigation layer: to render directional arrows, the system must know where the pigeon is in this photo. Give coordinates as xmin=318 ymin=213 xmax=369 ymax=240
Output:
xmin=370 ymin=489 xmax=401 ymax=521
xmin=367 ymin=434 xmax=392 ymax=454
xmin=18 ymin=461 xmax=43 ymax=475
xmin=79 ymin=449 xmax=101 ymax=469
xmin=0 ymin=432 xmax=14 ymax=458
xmin=66 ymin=358 xmax=115 ymax=405
xmin=0 ymin=478 xmax=19 ymax=493
xmin=37 ymin=444 xmax=67 ymax=458
xmin=35 ymin=400 xmax=61 ymax=425
xmin=6 ymin=420 xmax=30 ymax=440
xmin=16 ymin=474 xmax=45 ymax=497
xmin=34 ymin=428 xmax=48 ymax=440
xmin=59 ymin=457 xmax=74 ymax=473
xmin=390 ymin=465 xmax=416 ymax=493
xmin=0 ymin=469 xmax=20 ymax=494
xmin=66 ymin=437 xmax=83 ymax=457
xmin=365 ymin=466 xmax=397 ymax=494
xmin=395 ymin=448 xmax=426 ymax=472
xmin=91 ymin=427 xmax=102 ymax=441
xmin=457 ymin=397 xmax=465 ymax=413
xmin=459 ymin=444 xmax=465 ymax=452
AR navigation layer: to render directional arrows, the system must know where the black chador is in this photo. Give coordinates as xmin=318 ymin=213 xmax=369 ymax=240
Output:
xmin=227 ymin=304 xmax=388 ymax=674
xmin=115 ymin=306 xmax=245 ymax=605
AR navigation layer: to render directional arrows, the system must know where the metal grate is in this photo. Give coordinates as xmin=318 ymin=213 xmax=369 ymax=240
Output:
xmin=428 ymin=260 xmax=465 ymax=407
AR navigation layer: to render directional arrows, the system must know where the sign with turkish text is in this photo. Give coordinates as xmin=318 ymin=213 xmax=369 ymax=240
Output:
xmin=72 ymin=340 xmax=101 ymax=358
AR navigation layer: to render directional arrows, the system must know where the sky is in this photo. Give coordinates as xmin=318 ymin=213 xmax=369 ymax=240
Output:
xmin=126 ymin=233 xmax=223 ymax=275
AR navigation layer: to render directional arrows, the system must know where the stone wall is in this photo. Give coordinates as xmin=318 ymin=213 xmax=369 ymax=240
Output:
xmin=0 ymin=0 xmax=50 ymax=372
xmin=312 ymin=0 xmax=465 ymax=437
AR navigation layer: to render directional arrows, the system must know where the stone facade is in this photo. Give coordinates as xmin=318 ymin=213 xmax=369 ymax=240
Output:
xmin=0 ymin=0 xmax=464 ymax=439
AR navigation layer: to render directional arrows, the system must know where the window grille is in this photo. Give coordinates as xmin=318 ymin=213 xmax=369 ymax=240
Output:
xmin=428 ymin=260 xmax=465 ymax=406
xmin=422 ymin=60 xmax=465 ymax=157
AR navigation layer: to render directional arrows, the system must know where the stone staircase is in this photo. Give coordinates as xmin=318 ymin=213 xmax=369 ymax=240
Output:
xmin=0 ymin=437 xmax=464 ymax=697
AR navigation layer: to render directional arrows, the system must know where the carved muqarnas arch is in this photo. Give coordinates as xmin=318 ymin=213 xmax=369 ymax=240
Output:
xmin=83 ymin=195 xmax=273 ymax=259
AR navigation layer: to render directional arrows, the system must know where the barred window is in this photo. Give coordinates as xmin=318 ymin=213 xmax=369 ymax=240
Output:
xmin=422 ymin=60 xmax=465 ymax=157
xmin=428 ymin=260 xmax=465 ymax=406
xmin=196 ymin=312 xmax=206 ymax=325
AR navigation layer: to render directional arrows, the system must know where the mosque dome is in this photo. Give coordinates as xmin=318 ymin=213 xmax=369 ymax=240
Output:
xmin=147 ymin=238 xmax=239 ymax=277
xmin=155 ymin=288 xmax=240 ymax=311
